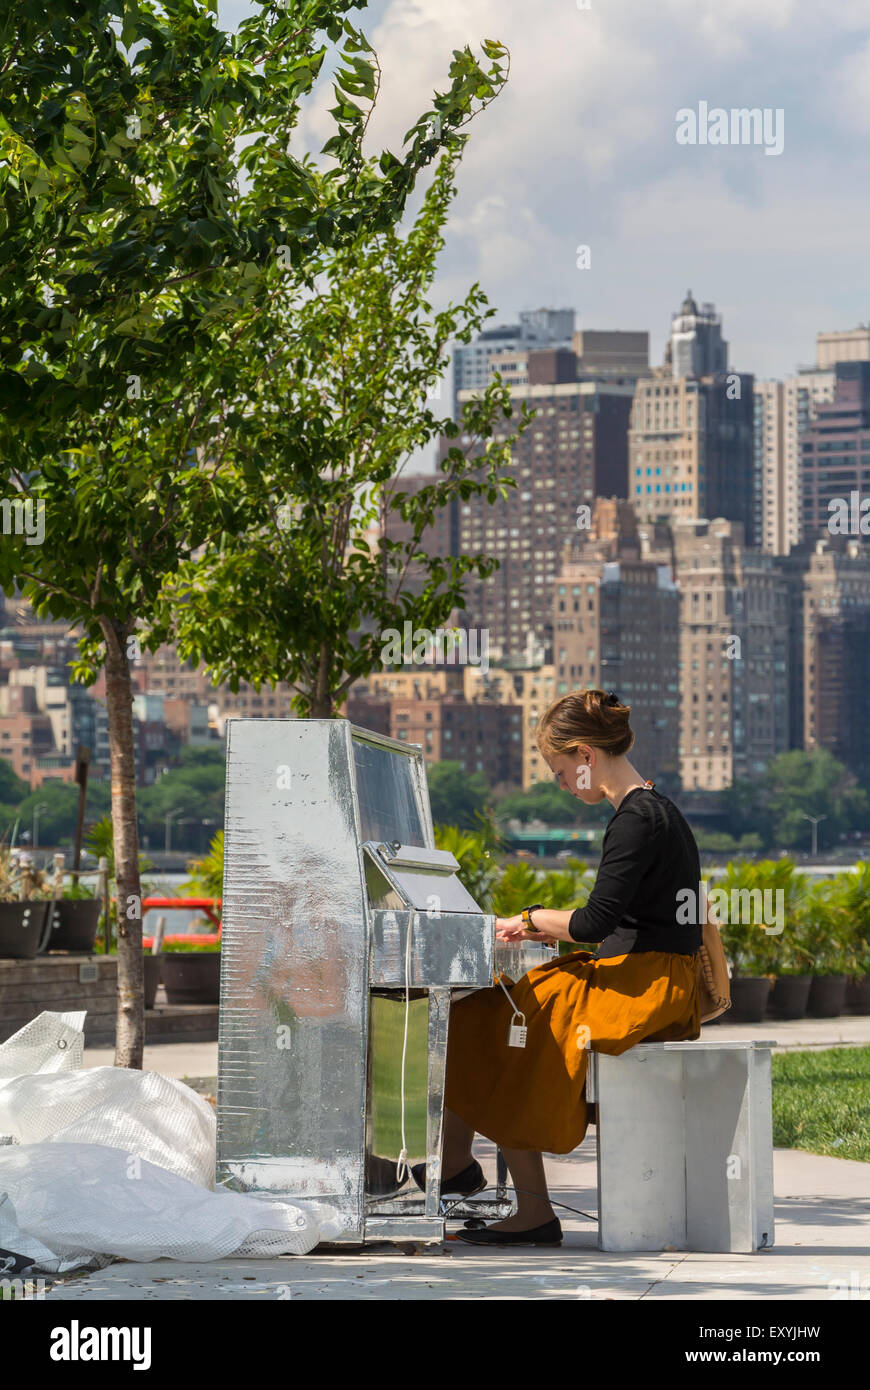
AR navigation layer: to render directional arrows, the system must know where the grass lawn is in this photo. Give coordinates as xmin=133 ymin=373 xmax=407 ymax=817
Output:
xmin=772 ymin=1047 xmax=870 ymax=1162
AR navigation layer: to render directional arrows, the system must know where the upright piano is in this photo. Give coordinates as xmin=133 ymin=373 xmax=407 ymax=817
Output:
xmin=215 ymin=719 xmax=552 ymax=1244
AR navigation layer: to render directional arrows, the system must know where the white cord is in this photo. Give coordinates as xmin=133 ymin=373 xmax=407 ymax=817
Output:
xmin=394 ymin=908 xmax=414 ymax=1184
xmin=496 ymin=970 xmax=523 ymax=1022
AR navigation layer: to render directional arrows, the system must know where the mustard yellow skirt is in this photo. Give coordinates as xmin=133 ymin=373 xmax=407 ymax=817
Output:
xmin=443 ymin=948 xmax=701 ymax=1153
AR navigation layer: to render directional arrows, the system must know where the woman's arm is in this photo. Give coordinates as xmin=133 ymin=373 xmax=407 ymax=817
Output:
xmin=495 ymin=804 xmax=663 ymax=947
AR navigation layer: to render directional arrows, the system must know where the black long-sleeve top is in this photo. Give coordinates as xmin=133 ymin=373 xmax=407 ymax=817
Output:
xmin=568 ymin=785 xmax=702 ymax=958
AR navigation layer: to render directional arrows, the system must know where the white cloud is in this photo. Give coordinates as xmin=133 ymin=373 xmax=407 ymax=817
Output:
xmin=221 ymin=0 xmax=870 ymax=377
xmin=832 ymin=37 xmax=870 ymax=133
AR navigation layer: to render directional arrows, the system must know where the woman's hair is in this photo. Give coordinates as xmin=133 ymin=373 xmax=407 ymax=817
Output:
xmin=535 ymin=688 xmax=634 ymax=759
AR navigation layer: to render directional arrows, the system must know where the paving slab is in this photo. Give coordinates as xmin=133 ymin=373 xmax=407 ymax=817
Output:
xmin=44 ymin=1140 xmax=870 ymax=1302
xmin=710 ymin=1016 xmax=870 ymax=1050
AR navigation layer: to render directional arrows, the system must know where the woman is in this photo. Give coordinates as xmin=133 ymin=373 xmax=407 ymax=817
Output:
xmin=432 ymin=688 xmax=702 ymax=1247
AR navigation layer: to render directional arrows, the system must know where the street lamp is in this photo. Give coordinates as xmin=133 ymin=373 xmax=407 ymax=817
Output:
xmin=801 ymin=813 xmax=827 ymax=858
xmin=32 ymin=801 xmax=49 ymax=852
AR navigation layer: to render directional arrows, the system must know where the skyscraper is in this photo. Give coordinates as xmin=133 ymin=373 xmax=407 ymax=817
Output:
xmin=816 ymin=324 xmax=870 ymax=370
xmin=775 ymin=536 xmax=870 ymax=758
xmin=672 ymin=518 xmax=789 ymax=791
xmin=454 ymin=349 xmax=634 ymax=662
xmin=800 ymin=361 xmax=870 ymax=543
xmin=572 ymin=329 xmax=650 ymax=384
xmin=630 ymin=294 xmax=755 ymax=543
xmin=450 ymin=308 xmax=575 ymax=421
xmin=753 ymin=369 xmax=835 ymax=556
xmin=666 ymin=291 xmax=728 ymax=379
xmin=553 ymin=512 xmax=681 ymax=790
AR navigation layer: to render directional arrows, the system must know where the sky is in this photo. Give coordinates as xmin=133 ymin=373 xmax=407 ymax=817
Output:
xmin=219 ymin=0 xmax=870 ymax=383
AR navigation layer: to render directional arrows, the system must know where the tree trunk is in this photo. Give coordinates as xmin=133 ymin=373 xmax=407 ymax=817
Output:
xmin=308 ymin=643 xmax=333 ymax=717
xmin=102 ymin=620 xmax=144 ymax=1068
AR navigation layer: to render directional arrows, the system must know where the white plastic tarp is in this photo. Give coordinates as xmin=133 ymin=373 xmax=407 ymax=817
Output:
xmin=0 ymin=1012 xmax=346 ymax=1274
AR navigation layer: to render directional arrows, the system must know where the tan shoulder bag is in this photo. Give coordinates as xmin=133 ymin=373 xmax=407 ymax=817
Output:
xmin=696 ymin=899 xmax=731 ymax=1023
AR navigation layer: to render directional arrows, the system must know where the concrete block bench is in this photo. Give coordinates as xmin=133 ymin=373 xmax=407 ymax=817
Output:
xmin=585 ymin=1039 xmax=775 ymax=1253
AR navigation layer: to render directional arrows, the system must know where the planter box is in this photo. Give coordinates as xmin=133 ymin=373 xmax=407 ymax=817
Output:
xmin=807 ymin=974 xmax=849 ymax=1018
xmin=0 ymin=901 xmax=49 ymax=960
xmin=768 ymin=974 xmax=812 ymax=1020
xmin=0 ymin=953 xmax=116 ymax=1041
xmin=162 ymin=952 xmax=221 ymax=1005
xmin=845 ymin=975 xmax=870 ymax=1015
xmin=728 ymin=976 xmax=772 ymax=1023
xmin=0 ymin=955 xmax=217 ymax=1045
xmin=45 ymin=899 xmax=101 ymax=953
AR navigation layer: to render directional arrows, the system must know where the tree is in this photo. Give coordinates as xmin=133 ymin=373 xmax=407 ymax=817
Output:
xmin=718 ymin=776 xmax=774 ymax=848
xmin=164 ymin=149 xmax=530 ymax=716
xmin=765 ymin=749 xmax=866 ymax=850
xmin=0 ymin=1 xmax=509 ymax=1066
xmin=428 ymin=760 xmax=490 ymax=830
xmin=137 ymin=758 xmax=226 ymax=848
xmin=0 ymin=758 xmax=28 ymax=806
xmin=15 ymin=777 xmax=112 ymax=849
xmin=721 ymin=750 xmax=867 ymax=851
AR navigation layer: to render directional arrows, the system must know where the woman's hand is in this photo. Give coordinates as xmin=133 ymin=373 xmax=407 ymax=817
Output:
xmin=495 ymin=910 xmax=573 ymax=946
xmin=494 ymin=914 xmax=529 ymax=941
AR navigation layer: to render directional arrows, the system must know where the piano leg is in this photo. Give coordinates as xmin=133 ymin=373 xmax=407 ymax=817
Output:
xmin=425 ymin=988 xmax=451 ymax=1222
xmin=496 ymin=1147 xmax=509 ymax=1200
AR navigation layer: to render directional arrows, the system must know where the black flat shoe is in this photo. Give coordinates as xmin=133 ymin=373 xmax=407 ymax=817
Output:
xmin=410 ymin=1158 xmax=487 ymax=1197
xmin=454 ymin=1216 xmax=563 ymax=1247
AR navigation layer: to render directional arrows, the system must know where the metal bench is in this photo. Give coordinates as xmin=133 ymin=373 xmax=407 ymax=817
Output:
xmin=585 ymin=1039 xmax=775 ymax=1252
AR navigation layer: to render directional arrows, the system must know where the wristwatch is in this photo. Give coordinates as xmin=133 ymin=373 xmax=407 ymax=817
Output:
xmin=521 ymin=903 xmax=545 ymax=933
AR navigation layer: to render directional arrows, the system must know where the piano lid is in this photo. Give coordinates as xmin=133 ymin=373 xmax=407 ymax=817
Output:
xmin=363 ymin=840 xmax=483 ymax=915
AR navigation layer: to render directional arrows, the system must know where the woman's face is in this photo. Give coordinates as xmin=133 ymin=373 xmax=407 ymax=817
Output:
xmin=545 ymin=745 xmax=607 ymax=804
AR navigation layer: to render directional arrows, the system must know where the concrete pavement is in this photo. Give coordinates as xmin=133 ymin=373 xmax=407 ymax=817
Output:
xmin=81 ymin=1014 xmax=870 ymax=1079
xmin=44 ymin=1138 xmax=870 ymax=1300
xmin=48 ymin=1015 xmax=868 ymax=1300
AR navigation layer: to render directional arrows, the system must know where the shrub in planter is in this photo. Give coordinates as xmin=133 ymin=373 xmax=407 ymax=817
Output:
xmin=846 ymin=975 xmax=870 ymax=1015
xmin=768 ymin=974 xmax=813 ymax=1019
xmin=160 ymin=939 xmax=221 ymax=1005
xmin=793 ymin=877 xmax=860 ymax=1019
xmin=727 ymin=976 xmax=772 ymax=1022
xmin=807 ymin=973 xmax=849 ymax=1017
xmin=0 ymin=850 xmax=51 ymax=959
xmin=46 ymin=880 xmax=101 ymax=953
xmin=0 ymin=898 xmax=49 ymax=959
xmin=711 ymin=858 xmax=809 ymax=1020
xmin=764 ymin=869 xmax=815 ymax=1020
xmin=833 ymin=862 xmax=870 ymax=1015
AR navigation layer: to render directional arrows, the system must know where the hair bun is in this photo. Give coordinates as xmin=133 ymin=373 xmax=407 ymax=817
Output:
xmin=536 ymin=687 xmax=635 ymax=760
